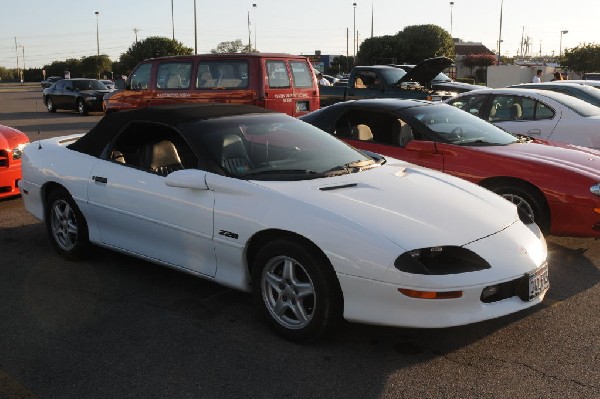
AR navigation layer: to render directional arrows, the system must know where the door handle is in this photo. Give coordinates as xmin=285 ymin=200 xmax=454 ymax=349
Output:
xmin=527 ymin=129 xmax=542 ymax=135
xmin=92 ymin=176 xmax=108 ymax=184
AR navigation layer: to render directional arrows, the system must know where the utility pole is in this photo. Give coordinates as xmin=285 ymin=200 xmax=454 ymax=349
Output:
xmin=14 ymin=37 xmax=20 ymax=82
xmin=133 ymin=28 xmax=139 ymax=43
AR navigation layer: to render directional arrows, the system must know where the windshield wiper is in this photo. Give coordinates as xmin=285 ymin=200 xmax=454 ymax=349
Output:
xmin=241 ymin=169 xmax=318 ymax=178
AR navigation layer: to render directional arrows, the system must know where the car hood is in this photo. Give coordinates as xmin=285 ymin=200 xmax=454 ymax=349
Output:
xmin=399 ymin=57 xmax=454 ymax=88
xmin=0 ymin=125 xmax=29 ymax=148
xmin=478 ymin=141 xmax=600 ymax=178
xmin=254 ymin=160 xmax=520 ymax=250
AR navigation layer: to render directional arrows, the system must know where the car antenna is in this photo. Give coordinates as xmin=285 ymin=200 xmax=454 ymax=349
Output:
xmin=35 ymin=101 xmax=42 ymax=149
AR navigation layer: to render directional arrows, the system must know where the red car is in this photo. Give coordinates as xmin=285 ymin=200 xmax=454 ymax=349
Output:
xmin=0 ymin=124 xmax=29 ymax=199
xmin=300 ymin=99 xmax=600 ymax=238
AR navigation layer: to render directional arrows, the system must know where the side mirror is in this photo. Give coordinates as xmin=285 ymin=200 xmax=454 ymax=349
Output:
xmin=165 ymin=169 xmax=209 ymax=190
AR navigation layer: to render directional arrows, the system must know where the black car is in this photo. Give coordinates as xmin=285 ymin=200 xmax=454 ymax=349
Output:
xmin=40 ymin=76 xmax=63 ymax=89
xmin=42 ymin=78 xmax=110 ymax=115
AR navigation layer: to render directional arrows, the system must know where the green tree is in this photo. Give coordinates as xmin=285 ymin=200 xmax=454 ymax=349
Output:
xmin=118 ymin=36 xmax=193 ymax=75
xmin=462 ymin=54 xmax=497 ymax=75
xmin=562 ymin=43 xmax=600 ymax=74
xmin=211 ymin=39 xmax=252 ymax=54
xmin=357 ymin=35 xmax=397 ymax=65
xmin=395 ymin=24 xmax=455 ymax=64
xmin=80 ymin=55 xmax=113 ymax=78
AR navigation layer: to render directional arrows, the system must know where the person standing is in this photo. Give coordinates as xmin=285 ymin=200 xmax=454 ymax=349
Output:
xmin=551 ymin=72 xmax=563 ymax=81
xmin=532 ymin=69 xmax=543 ymax=83
xmin=317 ymin=72 xmax=331 ymax=86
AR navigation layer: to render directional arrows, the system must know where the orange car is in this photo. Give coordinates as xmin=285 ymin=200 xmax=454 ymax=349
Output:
xmin=0 ymin=124 xmax=29 ymax=199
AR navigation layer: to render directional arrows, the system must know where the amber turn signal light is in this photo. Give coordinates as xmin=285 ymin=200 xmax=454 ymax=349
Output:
xmin=398 ymin=288 xmax=463 ymax=299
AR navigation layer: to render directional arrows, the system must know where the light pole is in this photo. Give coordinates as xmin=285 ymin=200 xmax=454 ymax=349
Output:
xmin=559 ymin=30 xmax=568 ymax=59
xmin=497 ymin=0 xmax=503 ymax=65
xmin=253 ymin=3 xmax=257 ymax=52
xmin=450 ymin=2 xmax=454 ymax=37
xmin=353 ymin=3 xmax=357 ymax=60
xmin=194 ymin=0 xmax=198 ymax=53
xmin=95 ymin=11 xmax=100 ymax=56
xmin=171 ymin=0 xmax=175 ymax=40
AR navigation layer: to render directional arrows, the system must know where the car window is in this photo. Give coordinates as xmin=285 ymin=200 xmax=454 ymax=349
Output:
xmin=331 ymin=109 xmax=415 ymax=145
xmin=196 ymin=60 xmax=249 ymax=89
xmin=181 ymin=113 xmax=373 ymax=180
xmin=54 ymin=82 xmax=65 ymax=90
xmin=266 ymin=61 xmax=290 ymax=88
xmin=108 ymin=122 xmax=198 ymax=176
xmin=354 ymin=71 xmax=378 ymax=89
xmin=156 ymin=62 xmax=192 ymax=89
xmin=289 ymin=61 xmax=313 ymax=88
xmin=448 ymin=95 xmax=487 ymax=117
xmin=129 ymin=63 xmax=152 ymax=90
xmin=405 ymin=103 xmax=517 ymax=146
xmin=535 ymin=101 xmax=555 ymax=119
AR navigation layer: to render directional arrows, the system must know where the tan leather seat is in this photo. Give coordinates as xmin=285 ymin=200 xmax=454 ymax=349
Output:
xmin=144 ymin=140 xmax=184 ymax=176
xmin=355 ymin=124 xmax=373 ymax=141
xmin=511 ymin=103 xmax=523 ymax=120
xmin=354 ymin=77 xmax=366 ymax=89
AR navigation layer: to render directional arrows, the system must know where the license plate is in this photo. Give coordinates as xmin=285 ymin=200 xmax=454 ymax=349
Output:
xmin=528 ymin=263 xmax=549 ymax=300
xmin=296 ymin=101 xmax=309 ymax=112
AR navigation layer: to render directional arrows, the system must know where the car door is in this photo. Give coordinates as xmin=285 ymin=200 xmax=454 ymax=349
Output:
xmin=51 ymin=81 xmax=69 ymax=108
xmin=86 ymin=122 xmax=216 ymax=277
xmin=486 ymin=94 xmax=559 ymax=140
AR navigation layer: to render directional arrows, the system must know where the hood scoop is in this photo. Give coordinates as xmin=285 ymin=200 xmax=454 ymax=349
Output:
xmin=319 ymin=183 xmax=358 ymax=191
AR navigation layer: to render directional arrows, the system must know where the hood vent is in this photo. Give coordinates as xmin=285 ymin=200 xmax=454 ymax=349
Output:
xmin=319 ymin=183 xmax=357 ymax=191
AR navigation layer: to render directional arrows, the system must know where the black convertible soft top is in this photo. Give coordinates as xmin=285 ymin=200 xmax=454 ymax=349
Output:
xmin=68 ymin=103 xmax=274 ymax=157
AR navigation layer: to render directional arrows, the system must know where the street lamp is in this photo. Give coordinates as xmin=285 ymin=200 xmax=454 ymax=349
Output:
xmin=253 ymin=3 xmax=257 ymax=52
xmin=171 ymin=0 xmax=175 ymax=40
xmin=559 ymin=30 xmax=568 ymax=59
xmin=95 ymin=11 xmax=100 ymax=56
xmin=353 ymin=2 xmax=357 ymax=59
xmin=450 ymin=2 xmax=454 ymax=37
xmin=194 ymin=0 xmax=198 ymax=53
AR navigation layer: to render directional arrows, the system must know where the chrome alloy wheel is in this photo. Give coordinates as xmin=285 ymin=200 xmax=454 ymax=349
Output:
xmin=50 ymin=199 xmax=79 ymax=251
xmin=261 ymin=255 xmax=316 ymax=330
xmin=502 ymin=193 xmax=535 ymax=223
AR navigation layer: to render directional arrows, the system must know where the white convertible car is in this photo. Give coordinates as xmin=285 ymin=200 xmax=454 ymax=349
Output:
xmin=19 ymin=104 xmax=549 ymax=342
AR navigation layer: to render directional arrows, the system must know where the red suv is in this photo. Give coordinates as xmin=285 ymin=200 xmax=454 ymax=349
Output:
xmin=104 ymin=53 xmax=320 ymax=117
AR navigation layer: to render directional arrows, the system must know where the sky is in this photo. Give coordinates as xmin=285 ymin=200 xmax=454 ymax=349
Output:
xmin=1 ymin=0 xmax=599 ymax=70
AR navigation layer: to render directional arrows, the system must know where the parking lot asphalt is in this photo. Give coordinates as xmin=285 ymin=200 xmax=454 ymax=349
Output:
xmin=0 ymin=88 xmax=599 ymax=398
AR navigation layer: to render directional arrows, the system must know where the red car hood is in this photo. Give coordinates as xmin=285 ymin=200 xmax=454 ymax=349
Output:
xmin=476 ymin=141 xmax=600 ymax=178
xmin=0 ymin=124 xmax=29 ymax=149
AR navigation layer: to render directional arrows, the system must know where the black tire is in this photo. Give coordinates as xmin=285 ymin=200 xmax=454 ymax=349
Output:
xmin=45 ymin=188 xmax=90 ymax=259
xmin=76 ymin=98 xmax=88 ymax=116
xmin=489 ymin=183 xmax=549 ymax=233
xmin=46 ymin=97 xmax=56 ymax=112
xmin=251 ymin=239 xmax=343 ymax=343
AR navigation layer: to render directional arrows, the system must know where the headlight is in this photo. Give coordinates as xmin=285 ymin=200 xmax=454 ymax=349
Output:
xmin=12 ymin=143 xmax=28 ymax=160
xmin=591 ymin=183 xmax=600 ymax=196
xmin=394 ymin=246 xmax=491 ymax=275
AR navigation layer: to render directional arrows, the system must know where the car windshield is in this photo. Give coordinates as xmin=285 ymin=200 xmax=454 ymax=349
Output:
xmin=184 ymin=113 xmax=380 ymax=180
xmin=381 ymin=68 xmax=408 ymax=85
xmin=432 ymin=72 xmax=452 ymax=82
xmin=404 ymin=103 xmax=518 ymax=146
